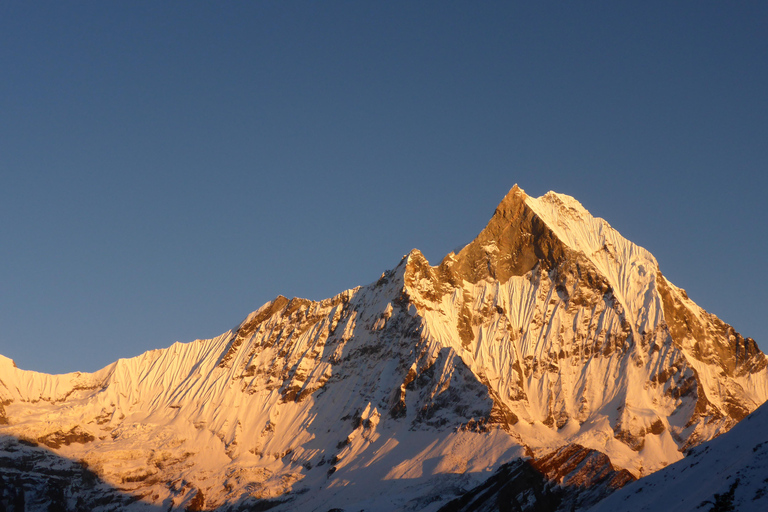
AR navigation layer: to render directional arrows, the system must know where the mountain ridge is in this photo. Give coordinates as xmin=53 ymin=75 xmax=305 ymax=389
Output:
xmin=0 ymin=186 xmax=765 ymax=511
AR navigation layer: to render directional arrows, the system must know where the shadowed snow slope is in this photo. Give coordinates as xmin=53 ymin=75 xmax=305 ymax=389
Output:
xmin=0 ymin=435 xmax=165 ymax=512
xmin=0 ymin=186 xmax=765 ymax=511
xmin=586 ymin=400 xmax=768 ymax=512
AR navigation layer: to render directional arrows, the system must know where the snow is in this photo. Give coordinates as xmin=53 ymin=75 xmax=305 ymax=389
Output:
xmin=526 ymin=190 xmax=664 ymax=337
xmin=0 ymin=186 xmax=765 ymax=511
xmin=587 ymin=400 xmax=768 ymax=512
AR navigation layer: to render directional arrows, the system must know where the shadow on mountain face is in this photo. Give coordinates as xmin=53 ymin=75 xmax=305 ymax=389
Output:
xmin=0 ymin=431 xmax=633 ymax=512
xmin=437 ymin=444 xmax=636 ymax=512
xmin=437 ymin=459 xmax=564 ymax=512
xmin=0 ymin=432 xmax=312 ymax=512
xmin=0 ymin=435 xmax=167 ymax=512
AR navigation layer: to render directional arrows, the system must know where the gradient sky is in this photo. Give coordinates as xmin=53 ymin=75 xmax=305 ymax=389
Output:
xmin=1 ymin=2 xmax=766 ymax=374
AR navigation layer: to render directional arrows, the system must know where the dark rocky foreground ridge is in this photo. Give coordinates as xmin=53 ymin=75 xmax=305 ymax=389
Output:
xmin=0 ymin=187 xmax=765 ymax=511
xmin=438 ymin=443 xmax=635 ymax=512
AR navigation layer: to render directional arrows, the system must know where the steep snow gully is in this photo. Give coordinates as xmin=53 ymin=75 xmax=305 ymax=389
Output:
xmin=1 ymin=186 xmax=765 ymax=511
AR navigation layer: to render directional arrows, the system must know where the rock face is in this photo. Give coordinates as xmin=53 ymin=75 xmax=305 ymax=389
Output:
xmin=438 ymin=443 xmax=636 ymax=512
xmin=0 ymin=186 xmax=765 ymax=511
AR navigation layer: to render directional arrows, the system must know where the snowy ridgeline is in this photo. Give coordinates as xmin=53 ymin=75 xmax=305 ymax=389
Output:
xmin=0 ymin=186 xmax=765 ymax=511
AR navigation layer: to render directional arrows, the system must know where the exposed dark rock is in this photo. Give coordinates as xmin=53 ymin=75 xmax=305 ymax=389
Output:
xmin=0 ymin=401 xmax=9 ymax=426
xmin=438 ymin=444 xmax=635 ymax=512
xmin=186 ymin=488 xmax=205 ymax=511
xmin=444 ymin=186 xmax=569 ymax=284
xmin=531 ymin=444 xmax=635 ymax=492
xmin=37 ymin=426 xmax=95 ymax=449
xmin=437 ymin=458 xmax=563 ymax=512
xmin=656 ymin=273 xmax=766 ymax=377
xmin=220 ymin=296 xmax=291 ymax=368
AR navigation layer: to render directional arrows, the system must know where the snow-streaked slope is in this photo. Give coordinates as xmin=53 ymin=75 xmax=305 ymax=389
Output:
xmin=411 ymin=186 xmax=767 ymax=475
xmin=586 ymin=400 xmax=768 ymax=512
xmin=0 ymin=186 xmax=765 ymax=511
xmin=526 ymin=191 xmax=663 ymax=337
xmin=0 ymin=270 xmax=526 ymax=511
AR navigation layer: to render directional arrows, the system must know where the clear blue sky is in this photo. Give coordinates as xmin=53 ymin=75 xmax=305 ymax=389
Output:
xmin=1 ymin=2 xmax=766 ymax=374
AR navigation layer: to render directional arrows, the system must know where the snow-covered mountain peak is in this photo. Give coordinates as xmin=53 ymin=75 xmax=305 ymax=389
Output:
xmin=492 ymin=183 xmax=528 ymax=214
xmin=526 ymin=190 xmax=653 ymax=271
xmin=537 ymin=189 xmax=593 ymax=221
xmin=440 ymin=185 xmax=569 ymax=286
xmin=0 ymin=186 xmax=765 ymax=511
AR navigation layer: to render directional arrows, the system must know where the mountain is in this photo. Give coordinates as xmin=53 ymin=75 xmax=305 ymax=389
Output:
xmin=585 ymin=399 xmax=768 ymax=512
xmin=1 ymin=186 xmax=765 ymax=511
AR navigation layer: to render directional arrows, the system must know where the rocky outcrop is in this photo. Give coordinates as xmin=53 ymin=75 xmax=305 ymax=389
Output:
xmin=588 ymin=401 xmax=768 ymax=512
xmin=36 ymin=426 xmax=95 ymax=449
xmin=0 ymin=401 xmax=9 ymax=426
xmin=656 ymin=272 xmax=766 ymax=378
xmin=437 ymin=444 xmax=635 ymax=512
xmin=445 ymin=185 xmax=571 ymax=283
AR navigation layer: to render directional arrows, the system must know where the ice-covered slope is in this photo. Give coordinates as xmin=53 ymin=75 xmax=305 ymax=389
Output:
xmin=410 ymin=186 xmax=766 ymax=471
xmin=0 ymin=186 xmax=765 ymax=511
xmin=586 ymin=400 xmax=768 ymax=512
